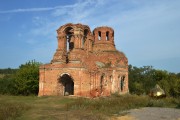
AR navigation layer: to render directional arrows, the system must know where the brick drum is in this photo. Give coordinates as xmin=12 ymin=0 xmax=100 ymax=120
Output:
xmin=38 ymin=23 xmax=128 ymax=97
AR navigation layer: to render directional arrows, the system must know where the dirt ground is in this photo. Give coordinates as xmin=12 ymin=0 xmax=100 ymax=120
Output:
xmin=112 ymin=107 xmax=180 ymax=120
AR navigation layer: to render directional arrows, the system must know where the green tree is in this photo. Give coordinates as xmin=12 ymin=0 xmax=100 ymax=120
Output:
xmin=129 ymin=64 xmax=180 ymax=98
xmin=14 ymin=60 xmax=41 ymax=95
xmin=153 ymin=70 xmax=169 ymax=81
xmin=0 ymin=68 xmax=17 ymax=74
xmin=128 ymin=65 xmax=156 ymax=95
xmin=0 ymin=74 xmax=16 ymax=95
xmin=176 ymin=73 xmax=180 ymax=78
xmin=158 ymin=73 xmax=180 ymax=97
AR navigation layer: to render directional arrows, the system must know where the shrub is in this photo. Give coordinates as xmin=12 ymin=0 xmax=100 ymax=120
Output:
xmin=0 ymin=75 xmax=17 ymax=95
xmin=14 ymin=60 xmax=41 ymax=95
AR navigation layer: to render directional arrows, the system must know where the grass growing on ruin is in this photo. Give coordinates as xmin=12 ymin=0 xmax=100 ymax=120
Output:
xmin=0 ymin=95 xmax=179 ymax=120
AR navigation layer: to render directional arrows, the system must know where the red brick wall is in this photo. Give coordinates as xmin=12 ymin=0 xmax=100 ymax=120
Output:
xmin=38 ymin=23 xmax=128 ymax=98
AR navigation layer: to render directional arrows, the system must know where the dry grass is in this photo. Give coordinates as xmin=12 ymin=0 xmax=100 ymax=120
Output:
xmin=0 ymin=94 xmax=179 ymax=120
xmin=68 ymin=94 xmax=149 ymax=115
xmin=0 ymin=74 xmax=5 ymax=79
xmin=0 ymin=102 xmax=30 ymax=120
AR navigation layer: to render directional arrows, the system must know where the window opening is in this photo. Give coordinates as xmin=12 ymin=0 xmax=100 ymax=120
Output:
xmin=106 ymin=31 xmax=109 ymax=40
xmin=120 ymin=76 xmax=125 ymax=91
xmin=83 ymin=29 xmax=88 ymax=48
xmin=98 ymin=31 xmax=101 ymax=40
xmin=66 ymin=35 xmax=70 ymax=52
xmin=65 ymin=27 xmax=74 ymax=52
xmin=100 ymin=74 xmax=105 ymax=93
xmin=110 ymin=75 xmax=113 ymax=82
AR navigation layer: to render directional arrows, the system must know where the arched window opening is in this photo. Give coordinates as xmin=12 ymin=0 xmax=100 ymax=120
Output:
xmin=83 ymin=29 xmax=89 ymax=48
xmin=120 ymin=76 xmax=125 ymax=91
xmin=106 ymin=31 xmax=109 ymax=41
xmin=98 ymin=31 xmax=101 ymax=40
xmin=65 ymin=27 xmax=74 ymax=52
xmin=59 ymin=74 xmax=74 ymax=96
xmin=66 ymin=35 xmax=69 ymax=51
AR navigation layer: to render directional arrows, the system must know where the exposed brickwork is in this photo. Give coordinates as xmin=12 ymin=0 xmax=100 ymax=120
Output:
xmin=38 ymin=23 xmax=128 ymax=97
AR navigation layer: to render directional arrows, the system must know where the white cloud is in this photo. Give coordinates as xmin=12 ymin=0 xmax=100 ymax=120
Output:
xmin=0 ymin=0 xmax=104 ymax=15
xmin=52 ymin=0 xmax=107 ymax=22
xmin=24 ymin=0 xmax=108 ymax=45
xmin=0 ymin=5 xmax=73 ymax=14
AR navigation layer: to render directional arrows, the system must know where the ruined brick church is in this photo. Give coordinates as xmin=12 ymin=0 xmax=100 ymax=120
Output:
xmin=38 ymin=23 xmax=128 ymax=97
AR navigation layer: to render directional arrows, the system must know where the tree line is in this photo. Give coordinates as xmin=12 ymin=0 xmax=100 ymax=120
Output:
xmin=0 ymin=68 xmax=18 ymax=74
xmin=0 ymin=60 xmax=41 ymax=95
xmin=0 ymin=62 xmax=179 ymax=97
xmin=129 ymin=65 xmax=180 ymax=97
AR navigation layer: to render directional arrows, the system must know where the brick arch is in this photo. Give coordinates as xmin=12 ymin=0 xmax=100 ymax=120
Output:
xmin=57 ymin=23 xmax=92 ymax=35
xmin=57 ymin=23 xmax=74 ymax=34
xmin=58 ymin=73 xmax=74 ymax=96
xmin=84 ymin=26 xmax=91 ymax=35
xmin=60 ymin=72 xmax=71 ymax=77
xmin=62 ymin=26 xmax=75 ymax=52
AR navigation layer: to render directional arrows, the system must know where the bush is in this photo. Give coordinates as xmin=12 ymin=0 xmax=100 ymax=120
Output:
xmin=129 ymin=65 xmax=180 ymax=98
xmin=0 ymin=75 xmax=17 ymax=95
xmin=14 ymin=60 xmax=41 ymax=95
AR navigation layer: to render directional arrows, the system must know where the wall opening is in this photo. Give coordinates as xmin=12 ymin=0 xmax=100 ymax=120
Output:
xmin=66 ymin=35 xmax=74 ymax=51
xmin=98 ymin=31 xmax=101 ymax=40
xmin=110 ymin=75 xmax=113 ymax=82
xmin=106 ymin=31 xmax=109 ymax=40
xmin=65 ymin=27 xmax=74 ymax=52
xmin=120 ymin=76 xmax=125 ymax=91
xmin=100 ymin=74 xmax=105 ymax=94
xmin=83 ymin=29 xmax=89 ymax=48
xmin=59 ymin=74 xmax=74 ymax=96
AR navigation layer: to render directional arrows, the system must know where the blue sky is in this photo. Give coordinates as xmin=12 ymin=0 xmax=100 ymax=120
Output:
xmin=0 ymin=0 xmax=180 ymax=73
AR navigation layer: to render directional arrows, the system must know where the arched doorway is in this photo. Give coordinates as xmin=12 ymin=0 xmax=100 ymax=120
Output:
xmin=59 ymin=74 xmax=74 ymax=96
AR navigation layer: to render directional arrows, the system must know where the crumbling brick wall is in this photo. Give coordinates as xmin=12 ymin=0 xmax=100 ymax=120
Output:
xmin=38 ymin=23 xmax=128 ymax=97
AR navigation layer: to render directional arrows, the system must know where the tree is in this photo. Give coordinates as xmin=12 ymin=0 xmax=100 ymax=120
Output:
xmin=153 ymin=70 xmax=169 ymax=81
xmin=129 ymin=64 xmax=180 ymax=98
xmin=14 ymin=60 xmax=41 ymax=95
xmin=128 ymin=65 xmax=156 ymax=95
xmin=0 ymin=74 xmax=16 ymax=95
xmin=158 ymin=74 xmax=180 ymax=97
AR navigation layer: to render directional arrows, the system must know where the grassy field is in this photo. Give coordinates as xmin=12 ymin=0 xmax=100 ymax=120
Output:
xmin=0 ymin=74 xmax=5 ymax=79
xmin=0 ymin=94 xmax=179 ymax=120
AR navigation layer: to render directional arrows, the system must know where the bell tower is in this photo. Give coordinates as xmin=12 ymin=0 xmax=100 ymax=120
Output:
xmin=93 ymin=26 xmax=116 ymax=52
xmin=51 ymin=23 xmax=93 ymax=64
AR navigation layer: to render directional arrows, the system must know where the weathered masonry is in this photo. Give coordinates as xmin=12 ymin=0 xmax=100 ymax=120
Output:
xmin=38 ymin=23 xmax=128 ymax=97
